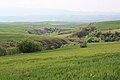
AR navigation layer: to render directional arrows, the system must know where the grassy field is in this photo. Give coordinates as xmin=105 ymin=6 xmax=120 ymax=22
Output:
xmin=0 ymin=32 xmax=56 ymax=41
xmin=95 ymin=20 xmax=120 ymax=30
xmin=102 ymin=29 xmax=120 ymax=33
xmin=0 ymin=42 xmax=120 ymax=80
xmin=0 ymin=22 xmax=76 ymax=41
xmin=0 ymin=21 xmax=120 ymax=80
xmin=0 ymin=21 xmax=120 ymax=33
xmin=0 ymin=22 xmax=87 ymax=33
xmin=0 ymin=22 xmax=87 ymax=41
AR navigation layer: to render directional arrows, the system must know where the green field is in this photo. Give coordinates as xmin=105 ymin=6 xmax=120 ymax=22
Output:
xmin=0 ymin=22 xmax=87 ymax=41
xmin=0 ymin=22 xmax=87 ymax=33
xmin=0 ymin=21 xmax=120 ymax=33
xmin=95 ymin=20 xmax=120 ymax=30
xmin=0 ymin=22 xmax=87 ymax=42
xmin=0 ymin=21 xmax=120 ymax=80
xmin=0 ymin=42 xmax=120 ymax=80
xmin=0 ymin=32 xmax=56 ymax=41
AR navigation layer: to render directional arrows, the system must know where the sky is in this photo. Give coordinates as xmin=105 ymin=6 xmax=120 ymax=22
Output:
xmin=0 ymin=0 xmax=120 ymax=16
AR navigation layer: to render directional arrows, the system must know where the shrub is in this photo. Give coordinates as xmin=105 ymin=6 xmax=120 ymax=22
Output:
xmin=80 ymin=40 xmax=87 ymax=48
xmin=104 ymin=35 xmax=117 ymax=42
xmin=102 ymin=32 xmax=119 ymax=42
xmin=87 ymin=37 xmax=100 ymax=43
xmin=50 ymin=46 xmax=55 ymax=49
xmin=51 ymin=39 xmax=62 ymax=49
xmin=18 ymin=39 xmax=42 ymax=53
xmin=115 ymin=37 xmax=120 ymax=41
xmin=59 ymin=39 xmax=68 ymax=44
xmin=42 ymin=40 xmax=53 ymax=50
xmin=37 ymin=39 xmax=67 ymax=50
xmin=6 ymin=47 xmax=20 ymax=55
xmin=39 ymin=40 xmax=49 ymax=50
xmin=0 ymin=46 xmax=6 ymax=56
xmin=0 ymin=40 xmax=18 ymax=48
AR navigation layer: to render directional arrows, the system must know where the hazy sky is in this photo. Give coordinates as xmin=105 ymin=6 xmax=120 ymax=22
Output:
xmin=0 ymin=0 xmax=120 ymax=12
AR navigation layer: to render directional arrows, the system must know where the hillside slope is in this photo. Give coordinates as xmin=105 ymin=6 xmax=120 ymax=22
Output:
xmin=0 ymin=42 xmax=120 ymax=80
xmin=95 ymin=20 xmax=120 ymax=30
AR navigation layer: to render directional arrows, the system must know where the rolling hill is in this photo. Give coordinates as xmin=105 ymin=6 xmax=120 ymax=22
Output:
xmin=0 ymin=42 xmax=120 ymax=80
xmin=95 ymin=20 xmax=120 ymax=30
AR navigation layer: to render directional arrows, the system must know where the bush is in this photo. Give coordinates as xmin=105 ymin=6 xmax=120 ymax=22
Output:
xmin=6 ymin=47 xmax=20 ymax=55
xmin=51 ymin=39 xmax=63 ymax=49
xmin=39 ymin=39 xmax=67 ymax=50
xmin=102 ymin=32 xmax=119 ymax=42
xmin=18 ymin=39 xmax=42 ymax=53
xmin=59 ymin=39 xmax=68 ymax=44
xmin=87 ymin=37 xmax=100 ymax=43
xmin=0 ymin=40 xmax=18 ymax=48
xmin=80 ymin=40 xmax=87 ymax=48
xmin=41 ymin=40 xmax=53 ymax=50
xmin=0 ymin=46 xmax=6 ymax=56
xmin=50 ymin=46 xmax=55 ymax=49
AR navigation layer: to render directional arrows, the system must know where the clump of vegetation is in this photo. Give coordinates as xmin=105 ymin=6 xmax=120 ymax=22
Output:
xmin=71 ymin=23 xmax=96 ymax=38
xmin=0 ymin=40 xmax=18 ymax=48
xmin=0 ymin=41 xmax=20 ymax=56
xmin=102 ymin=32 xmax=119 ymax=42
xmin=87 ymin=31 xmax=120 ymax=42
xmin=6 ymin=47 xmax=20 ymax=55
xmin=18 ymin=39 xmax=42 ymax=53
xmin=0 ymin=46 xmax=6 ymax=56
xmin=28 ymin=28 xmax=72 ymax=35
xmin=39 ymin=39 xmax=67 ymax=50
xmin=69 ymin=23 xmax=120 ymax=43
xmin=80 ymin=40 xmax=87 ymax=48
xmin=28 ymin=29 xmax=47 ymax=35
xmin=87 ymin=37 xmax=101 ymax=43
xmin=0 ymin=38 xmax=67 ymax=56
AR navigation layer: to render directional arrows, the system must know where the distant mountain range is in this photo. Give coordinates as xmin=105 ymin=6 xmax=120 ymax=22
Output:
xmin=0 ymin=8 xmax=120 ymax=22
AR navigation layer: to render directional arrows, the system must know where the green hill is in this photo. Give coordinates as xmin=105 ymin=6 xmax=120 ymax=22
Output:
xmin=0 ymin=42 xmax=120 ymax=80
xmin=0 ymin=32 xmax=54 ymax=41
xmin=95 ymin=20 xmax=120 ymax=30
xmin=0 ymin=22 xmax=87 ymax=33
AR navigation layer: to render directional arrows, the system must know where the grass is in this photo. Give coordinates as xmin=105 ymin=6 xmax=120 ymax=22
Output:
xmin=49 ymin=33 xmax=72 ymax=38
xmin=95 ymin=20 xmax=120 ymax=30
xmin=0 ymin=22 xmax=87 ymax=40
xmin=0 ymin=21 xmax=120 ymax=80
xmin=102 ymin=29 xmax=120 ymax=33
xmin=0 ymin=22 xmax=87 ymax=33
xmin=0 ymin=42 xmax=120 ymax=80
xmin=0 ymin=32 xmax=55 ymax=41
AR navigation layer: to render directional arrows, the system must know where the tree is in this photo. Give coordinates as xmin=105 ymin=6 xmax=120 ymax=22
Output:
xmin=18 ymin=39 xmax=42 ymax=53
